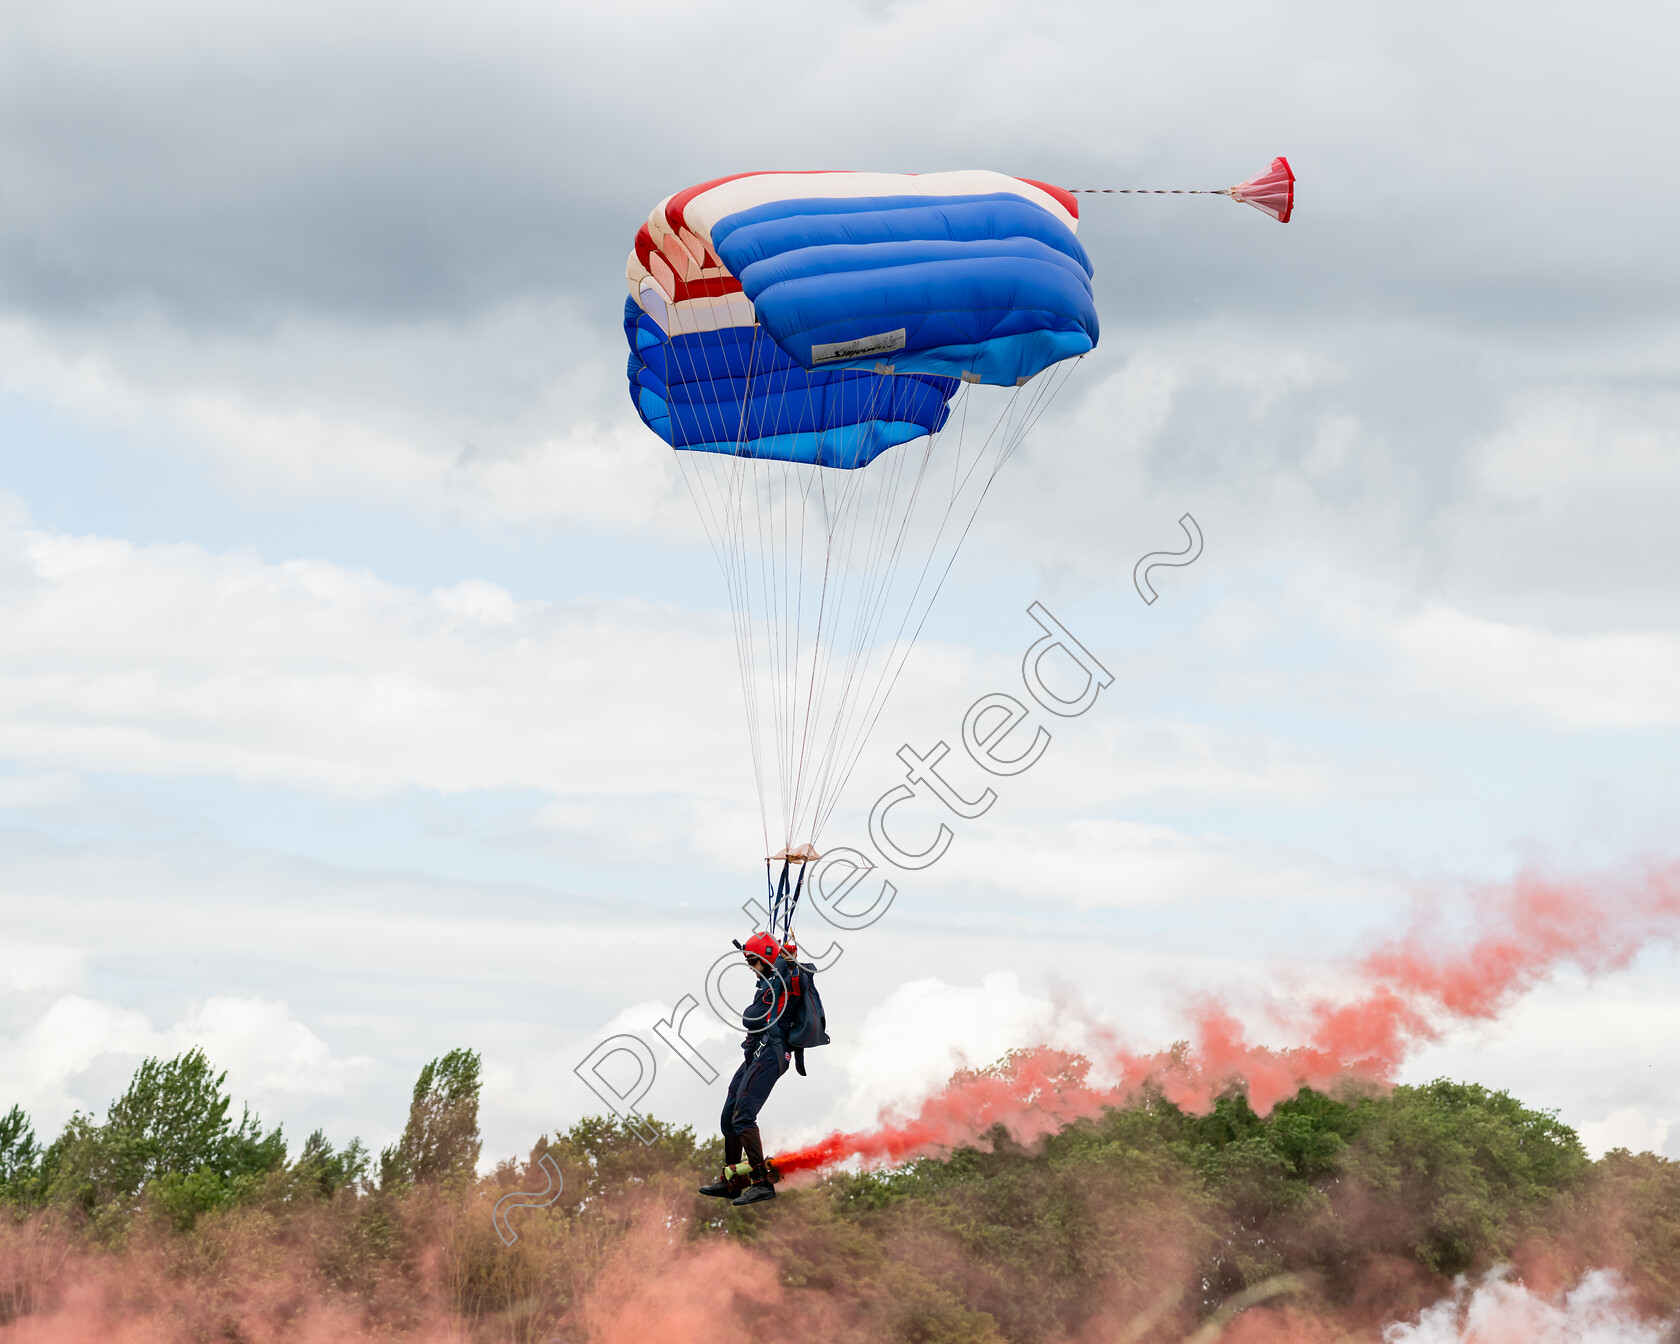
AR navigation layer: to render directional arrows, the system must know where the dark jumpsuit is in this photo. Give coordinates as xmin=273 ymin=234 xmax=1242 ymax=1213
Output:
xmin=720 ymin=965 xmax=792 ymax=1137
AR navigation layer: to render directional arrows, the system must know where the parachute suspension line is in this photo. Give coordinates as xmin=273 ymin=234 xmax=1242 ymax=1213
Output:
xmin=738 ymin=459 xmax=777 ymax=853
xmin=808 ymin=357 xmax=1082 ymax=841
xmin=805 ymin=432 xmax=909 ymax=806
xmin=769 ymin=368 xmax=908 ymax=847
xmin=815 ymin=384 xmax=1005 ymax=835
xmin=673 ymin=340 xmax=1080 ymax=854
xmin=784 ymin=377 xmax=852 ymax=844
xmin=732 ymin=470 xmax=774 ymax=850
xmin=740 ymin=316 xmax=815 ymax=848
xmin=770 ymin=380 xmax=812 ymax=844
xmin=804 ymin=374 xmax=945 ymax=841
xmin=785 ymin=387 xmax=858 ymax=841
xmin=734 ymin=333 xmax=775 ymax=855
xmin=772 ymin=368 xmax=840 ymax=846
xmin=801 ymin=394 xmax=947 ymax=839
xmin=805 ymin=384 xmax=1006 ymax=840
xmin=750 ymin=409 xmax=785 ymax=838
xmin=786 ymin=455 xmax=839 ymax=844
xmin=691 ymin=345 xmax=890 ymax=850
xmin=671 ymin=311 xmax=777 ymax=856
xmin=789 ymin=373 xmax=910 ymax=843
xmin=776 ymin=365 xmax=840 ymax=844
xmin=802 ymin=396 xmax=957 ymax=844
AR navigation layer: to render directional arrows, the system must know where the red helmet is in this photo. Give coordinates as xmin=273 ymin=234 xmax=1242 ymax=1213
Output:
xmin=742 ymin=932 xmax=781 ymax=965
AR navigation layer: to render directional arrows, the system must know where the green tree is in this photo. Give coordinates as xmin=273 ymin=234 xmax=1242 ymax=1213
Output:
xmin=0 ymin=1104 xmax=42 ymax=1207
xmin=534 ymin=1112 xmax=714 ymax=1212
xmin=1582 ymin=1149 xmax=1680 ymax=1314
xmin=380 ymin=1048 xmax=482 ymax=1190
xmin=290 ymin=1129 xmax=371 ymax=1199
xmin=745 ymin=1075 xmax=1592 ymax=1343
xmin=1341 ymin=1078 xmax=1588 ymax=1274
xmin=40 ymin=1048 xmax=286 ymax=1230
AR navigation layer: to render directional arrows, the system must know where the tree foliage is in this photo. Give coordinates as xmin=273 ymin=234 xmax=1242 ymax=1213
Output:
xmin=0 ymin=1104 xmax=41 ymax=1207
xmin=0 ymin=1048 xmax=379 ymax=1237
xmin=380 ymin=1048 xmax=483 ymax=1191
xmin=291 ymin=1129 xmax=372 ymax=1201
xmin=1 ymin=1055 xmax=1675 ymax=1343
xmin=738 ymin=1079 xmax=1607 ymax=1343
xmin=533 ymin=1111 xmax=715 ymax=1214
xmin=31 ymin=1048 xmax=288 ymax=1232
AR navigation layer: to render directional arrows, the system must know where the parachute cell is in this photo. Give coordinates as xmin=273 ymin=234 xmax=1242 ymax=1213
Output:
xmin=625 ymin=170 xmax=1097 ymax=466
xmin=710 ymin=192 xmax=1096 ymax=385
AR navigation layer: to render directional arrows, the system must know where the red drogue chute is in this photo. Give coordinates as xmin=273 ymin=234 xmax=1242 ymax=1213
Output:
xmin=1226 ymin=156 xmax=1294 ymax=223
xmin=1065 ymin=155 xmax=1296 ymax=223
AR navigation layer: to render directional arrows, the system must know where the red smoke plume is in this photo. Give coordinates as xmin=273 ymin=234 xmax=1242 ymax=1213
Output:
xmin=773 ymin=860 xmax=1680 ymax=1178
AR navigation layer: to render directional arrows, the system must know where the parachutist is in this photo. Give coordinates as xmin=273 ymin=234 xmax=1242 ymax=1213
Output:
xmin=699 ymin=934 xmax=787 ymax=1205
xmin=699 ymin=928 xmax=828 ymax=1207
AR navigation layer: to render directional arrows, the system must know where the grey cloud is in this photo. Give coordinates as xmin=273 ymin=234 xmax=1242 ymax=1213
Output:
xmin=3 ymin=0 xmax=1675 ymax=328
xmin=2 ymin=0 xmax=1677 ymax=636
xmin=982 ymin=316 xmax=1680 ymax=636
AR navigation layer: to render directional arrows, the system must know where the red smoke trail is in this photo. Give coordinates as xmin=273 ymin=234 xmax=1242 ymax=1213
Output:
xmin=773 ymin=860 xmax=1680 ymax=1178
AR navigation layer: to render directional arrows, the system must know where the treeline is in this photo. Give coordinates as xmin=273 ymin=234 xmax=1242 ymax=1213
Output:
xmin=0 ymin=1046 xmax=481 ymax=1238
xmin=2 ymin=1050 xmax=1678 ymax=1342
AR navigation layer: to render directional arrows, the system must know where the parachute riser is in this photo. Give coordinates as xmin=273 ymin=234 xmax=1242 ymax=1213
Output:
xmin=765 ymin=855 xmax=812 ymax=950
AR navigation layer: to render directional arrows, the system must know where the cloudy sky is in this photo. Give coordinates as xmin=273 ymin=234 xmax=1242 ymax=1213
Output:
xmin=2 ymin=0 xmax=1678 ymax=1166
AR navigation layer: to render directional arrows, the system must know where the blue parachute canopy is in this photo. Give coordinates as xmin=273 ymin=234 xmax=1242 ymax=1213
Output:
xmin=712 ymin=193 xmax=1096 ymax=385
xmin=623 ymin=170 xmax=1097 ymax=469
xmin=624 ymin=298 xmax=956 ymax=470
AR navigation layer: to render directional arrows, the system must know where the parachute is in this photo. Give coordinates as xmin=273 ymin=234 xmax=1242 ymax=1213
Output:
xmin=1227 ymin=157 xmax=1295 ymax=222
xmin=624 ymin=171 xmax=1098 ymax=881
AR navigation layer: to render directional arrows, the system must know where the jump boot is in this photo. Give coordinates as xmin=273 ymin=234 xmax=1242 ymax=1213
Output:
xmin=730 ymin=1126 xmax=779 ymax=1206
xmin=699 ymin=1134 xmax=748 ymax=1199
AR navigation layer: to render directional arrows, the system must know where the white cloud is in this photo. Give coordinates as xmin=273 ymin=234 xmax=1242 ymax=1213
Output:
xmin=866 ymin=812 xmax=1402 ymax=914
xmin=0 ymin=308 xmax=696 ymax=535
xmin=1 ymin=996 xmax=155 ymax=1117
xmin=0 ymin=988 xmax=368 ymax=1134
xmin=1399 ymin=972 xmax=1680 ymax=1160
xmin=161 ymin=997 xmax=369 ymax=1103
xmin=0 ymin=936 xmax=84 ymax=995
xmin=0 ymin=771 xmax=82 ymax=811
xmin=0 ymin=516 xmax=747 ymax=805
xmin=1375 ymin=602 xmax=1680 ymax=730
xmin=1579 ymin=1107 xmax=1670 ymax=1160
